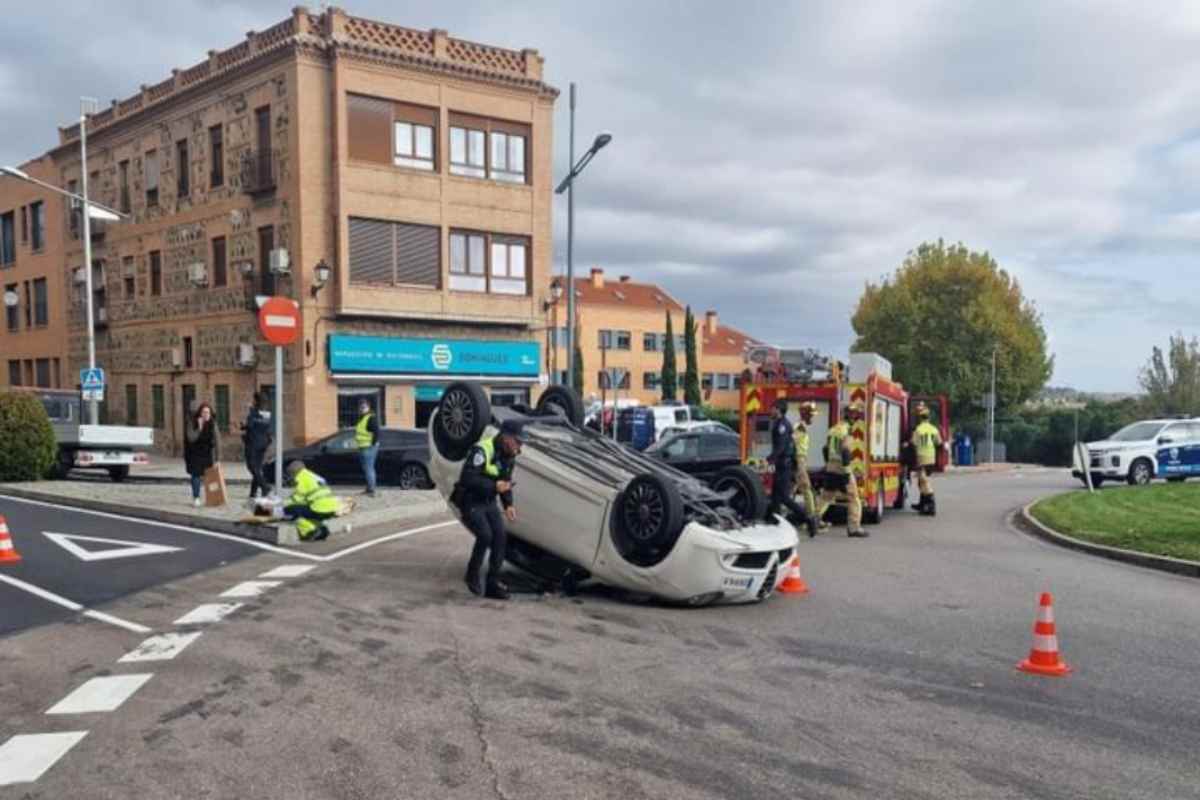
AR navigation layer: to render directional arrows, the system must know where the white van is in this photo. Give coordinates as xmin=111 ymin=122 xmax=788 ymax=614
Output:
xmin=1072 ymin=417 xmax=1200 ymax=487
xmin=647 ymin=403 xmax=708 ymax=442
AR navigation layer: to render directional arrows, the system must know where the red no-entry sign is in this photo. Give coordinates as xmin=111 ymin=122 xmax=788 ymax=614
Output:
xmin=258 ymin=297 xmax=300 ymax=346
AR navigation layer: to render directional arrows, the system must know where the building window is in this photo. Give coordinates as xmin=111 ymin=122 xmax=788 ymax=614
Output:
xmin=66 ymin=181 xmax=80 ymax=237
xmin=394 ymin=119 xmax=434 ymax=170
xmin=4 ymin=283 xmax=16 ymax=331
xmin=643 ymin=333 xmax=660 ymax=352
xmin=145 ymin=149 xmax=159 ymax=207
xmin=125 ymin=384 xmax=138 ymax=426
xmin=733 ymin=373 xmax=743 ymax=390
xmin=489 ymin=131 xmax=526 ymax=183
xmin=33 ymin=278 xmax=47 ymax=326
xmin=599 ymin=330 xmax=612 ymax=349
xmin=258 ymin=226 xmax=275 ymax=296
xmin=449 ymin=125 xmax=486 ymax=178
xmin=716 ymin=373 xmax=732 ymax=391
xmin=214 ymin=384 xmax=230 ymax=432
xmin=702 ymin=373 xmax=714 ymax=391
xmin=615 ymin=331 xmax=631 ymax=350
xmin=347 ymin=217 xmax=440 ymax=288
xmin=7 ymin=360 xmax=20 ymax=386
xmin=23 ymin=360 xmax=32 ymax=387
xmin=23 ymin=281 xmax=31 ymax=327
xmin=549 ymin=327 xmax=570 ymax=347
xmin=53 ymin=358 xmax=60 ymax=388
xmin=449 ymin=231 xmax=486 ymax=292
xmin=644 ymin=371 xmax=661 ymax=390
xmin=119 ymin=160 xmax=131 ymax=213
xmin=124 ymin=276 xmax=135 ymax=299
xmin=183 ymin=336 xmax=194 ymax=369
xmin=0 ymin=212 xmax=14 ymax=265
xmin=176 ymin=139 xmax=190 ymax=198
xmin=489 ymin=237 xmax=528 ymax=295
xmin=599 ymin=330 xmax=631 ymax=350
xmin=150 ymin=251 xmax=162 ymax=296
xmin=152 ymin=384 xmax=165 ymax=429
xmin=35 ymin=359 xmax=50 ymax=388
xmin=30 ymin=201 xmax=44 ymax=252
xmin=212 ymin=236 xmax=227 ymax=288
xmin=19 ymin=206 xmax=28 ymax=244
xmin=209 ymin=125 xmax=224 ymax=188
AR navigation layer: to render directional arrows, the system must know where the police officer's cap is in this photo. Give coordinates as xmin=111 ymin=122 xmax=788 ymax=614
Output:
xmin=774 ymin=398 xmax=789 ymax=413
xmin=498 ymin=420 xmax=526 ymax=440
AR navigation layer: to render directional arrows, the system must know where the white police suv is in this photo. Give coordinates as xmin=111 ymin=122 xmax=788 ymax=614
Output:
xmin=1072 ymin=418 xmax=1200 ymax=487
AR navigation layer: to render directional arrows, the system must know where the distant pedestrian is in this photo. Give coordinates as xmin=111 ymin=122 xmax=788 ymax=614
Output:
xmin=355 ymin=398 xmax=381 ymax=496
xmin=184 ymin=400 xmax=221 ymax=507
xmin=910 ymin=402 xmax=943 ymax=516
xmin=242 ymin=392 xmax=272 ymax=499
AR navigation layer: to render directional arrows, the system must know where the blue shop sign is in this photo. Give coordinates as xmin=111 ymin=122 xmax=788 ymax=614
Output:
xmin=414 ymin=385 xmax=445 ymax=402
xmin=329 ymin=334 xmax=540 ymax=377
xmin=1158 ymin=442 xmax=1200 ymax=477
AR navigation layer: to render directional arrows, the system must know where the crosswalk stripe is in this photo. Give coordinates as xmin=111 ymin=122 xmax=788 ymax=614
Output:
xmin=0 ymin=732 xmax=89 ymax=786
xmin=46 ymin=675 xmax=154 ymax=715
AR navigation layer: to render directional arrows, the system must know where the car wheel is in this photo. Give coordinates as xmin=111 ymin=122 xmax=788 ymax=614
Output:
xmin=1127 ymin=459 xmax=1153 ymax=486
xmin=611 ymin=473 xmax=685 ymax=567
xmin=710 ymin=465 xmax=767 ymax=523
xmin=398 ymin=462 xmax=430 ymax=490
xmin=108 ymin=465 xmax=129 ymax=483
xmin=433 ymin=382 xmax=491 ymax=462
xmin=863 ymin=477 xmax=885 ymax=524
xmin=535 ymin=385 xmax=585 ymax=425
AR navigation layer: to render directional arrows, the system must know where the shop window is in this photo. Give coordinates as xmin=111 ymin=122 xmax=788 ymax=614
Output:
xmin=337 ymin=387 xmax=384 ymax=430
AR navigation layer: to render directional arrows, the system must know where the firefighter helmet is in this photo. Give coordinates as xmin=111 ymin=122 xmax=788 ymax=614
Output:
xmin=798 ymin=400 xmax=818 ymax=417
xmin=915 ymin=402 xmax=931 ymax=418
xmin=845 ymin=401 xmax=865 ymax=418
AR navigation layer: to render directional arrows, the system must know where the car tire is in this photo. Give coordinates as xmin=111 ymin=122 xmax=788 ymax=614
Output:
xmin=863 ymin=477 xmax=885 ymax=524
xmin=710 ymin=465 xmax=768 ymax=523
xmin=611 ymin=473 xmax=685 ymax=567
xmin=433 ymin=382 xmax=491 ymax=462
xmin=108 ymin=465 xmax=129 ymax=483
xmin=535 ymin=385 xmax=585 ymax=426
xmin=1127 ymin=459 xmax=1153 ymax=486
xmin=397 ymin=462 xmax=431 ymax=490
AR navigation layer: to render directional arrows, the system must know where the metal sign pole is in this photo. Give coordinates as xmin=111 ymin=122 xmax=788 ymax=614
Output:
xmin=274 ymin=345 xmax=283 ymax=497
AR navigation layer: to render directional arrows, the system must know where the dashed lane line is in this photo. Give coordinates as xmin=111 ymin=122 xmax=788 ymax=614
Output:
xmin=220 ymin=580 xmax=281 ymax=598
xmin=173 ymin=602 xmax=244 ymax=625
xmin=0 ymin=731 xmax=89 ymax=786
xmin=118 ymin=632 xmax=203 ymax=663
xmin=45 ymin=674 xmax=155 ymax=715
xmin=259 ymin=564 xmax=316 ymax=579
xmin=0 ymin=573 xmax=152 ymax=635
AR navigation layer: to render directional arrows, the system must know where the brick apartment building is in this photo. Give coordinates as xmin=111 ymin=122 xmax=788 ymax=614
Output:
xmin=0 ymin=6 xmax=558 ymax=456
xmin=548 ymin=268 xmax=762 ymax=409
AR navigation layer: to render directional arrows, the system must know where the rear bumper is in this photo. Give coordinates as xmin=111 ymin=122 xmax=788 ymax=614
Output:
xmin=73 ymin=450 xmax=149 ymax=468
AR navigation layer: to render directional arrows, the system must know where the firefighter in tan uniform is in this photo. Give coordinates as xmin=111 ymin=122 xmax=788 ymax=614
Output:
xmin=817 ymin=402 xmax=868 ymax=538
xmin=792 ymin=401 xmax=822 ymax=537
xmin=910 ymin=403 xmax=942 ymax=516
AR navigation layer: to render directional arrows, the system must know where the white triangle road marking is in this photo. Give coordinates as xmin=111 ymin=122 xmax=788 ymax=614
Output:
xmin=43 ymin=532 xmax=183 ymax=562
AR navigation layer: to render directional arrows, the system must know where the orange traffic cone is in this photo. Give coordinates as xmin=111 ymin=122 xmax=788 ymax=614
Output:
xmin=0 ymin=516 xmax=21 ymax=564
xmin=1017 ymin=592 xmax=1071 ymax=677
xmin=777 ymin=555 xmax=809 ymax=595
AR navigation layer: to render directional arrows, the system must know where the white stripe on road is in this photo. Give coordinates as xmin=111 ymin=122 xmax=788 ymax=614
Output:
xmin=119 ymin=632 xmax=202 ymax=663
xmin=174 ymin=603 xmax=243 ymax=625
xmin=321 ymin=521 xmax=459 ymax=560
xmin=0 ymin=731 xmax=88 ymax=786
xmin=0 ymin=574 xmax=152 ymax=635
xmin=258 ymin=564 xmax=315 ymax=579
xmin=220 ymin=580 xmax=281 ymax=598
xmin=46 ymin=674 xmax=154 ymax=715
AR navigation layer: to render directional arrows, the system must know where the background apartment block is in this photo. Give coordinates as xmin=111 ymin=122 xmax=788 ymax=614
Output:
xmin=550 ymin=268 xmax=759 ymax=409
xmin=6 ymin=6 xmax=557 ymax=456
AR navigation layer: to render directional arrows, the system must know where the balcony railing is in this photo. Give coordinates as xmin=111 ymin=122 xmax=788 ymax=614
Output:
xmin=241 ymin=149 xmax=277 ymax=195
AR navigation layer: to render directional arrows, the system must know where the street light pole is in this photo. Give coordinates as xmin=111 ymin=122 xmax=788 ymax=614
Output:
xmin=565 ymin=83 xmax=577 ymax=391
xmin=79 ymin=98 xmax=99 ymax=424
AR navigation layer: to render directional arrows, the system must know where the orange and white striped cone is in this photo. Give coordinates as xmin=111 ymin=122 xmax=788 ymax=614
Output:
xmin=777 ymin=555 xmax=809 ymax=595
xmin=0 ymin=516 xmax=21 ymax=564
xmin=1017 ymin=592 xmax=1071 ymax=677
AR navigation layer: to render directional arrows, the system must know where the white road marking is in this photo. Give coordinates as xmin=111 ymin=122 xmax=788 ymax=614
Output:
xmin=46 ymin=674 xmax=154 ymax=715
xmin=174 ymin=603 xmax=243 ymax=625
xmin=43 ymin=531 xmax=183 ymax=562
xmin=0 ymin=495 xmax=456 ymax=562
xmin=259 ymin=564 xmax=316 ymax=579
xmin=119 ymin=632 xmax=202 ymax=663
xmin=0 ymin=574 xmax=152 ymax=635
xmin=0 ymin=731 xmax=89 ymax=786
xmin=220 ymin=580 xmax=281 ymax=598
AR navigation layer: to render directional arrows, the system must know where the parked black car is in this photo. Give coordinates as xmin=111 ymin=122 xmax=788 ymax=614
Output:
xmin=646 ymin=428 xmax=742 ymax=480
xmin=265 ymin=428 xmax=433 ymax=489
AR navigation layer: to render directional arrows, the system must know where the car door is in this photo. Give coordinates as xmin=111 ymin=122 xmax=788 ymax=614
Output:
xmin=316 ymin=430 xmax=359 ymax=483
xmin=659 ymin=434 xmax=701 ymax=474
xmin=697 ymin=432 xmax=738 ymax=479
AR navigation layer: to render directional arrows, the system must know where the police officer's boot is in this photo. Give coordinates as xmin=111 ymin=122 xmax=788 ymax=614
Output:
xmin=925 ymin=495 xmax=937 ymax=517
xmin=464 ymin=566 xmax=483 ymax=596
xmin=484 ymin=577 xmax=510 ymax=600
xmin=911 ymin=495 xmax=926 ymax=513
xmin=806 ymin=514 xmax=819 ymax=538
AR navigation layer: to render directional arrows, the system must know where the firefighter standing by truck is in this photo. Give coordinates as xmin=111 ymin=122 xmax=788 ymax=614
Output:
xmin=911 ymin=403 xmax=942 ymax=516
xmin=792 ymin=401 xmax=825 ymax=535
xmin=817 ymin=402 xmax=868 ymax=538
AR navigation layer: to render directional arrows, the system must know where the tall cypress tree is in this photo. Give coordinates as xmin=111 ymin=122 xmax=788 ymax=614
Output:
xmin=661 ymin=310 xmax=678 ymax=401
xmin=684 ymin=306 xmax=701 ymax=406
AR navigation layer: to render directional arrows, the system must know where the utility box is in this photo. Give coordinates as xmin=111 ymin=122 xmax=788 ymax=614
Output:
xmin=848 ymin=352 xmax=893 ymax=383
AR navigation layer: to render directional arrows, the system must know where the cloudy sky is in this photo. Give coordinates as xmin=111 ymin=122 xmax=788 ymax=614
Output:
xmin=3 ymin=1 xmax=1198 ymax=392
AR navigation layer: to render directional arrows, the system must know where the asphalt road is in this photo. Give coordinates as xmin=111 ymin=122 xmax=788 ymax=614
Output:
xmin=2 ymin=470 xmax=1199 ymax=799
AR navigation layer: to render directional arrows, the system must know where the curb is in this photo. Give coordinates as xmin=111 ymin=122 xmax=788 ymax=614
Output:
xmin=0 ymin=486 xmax=285 ymax=545
xmin=1018 ymin=501 xmax=1200 ymax=579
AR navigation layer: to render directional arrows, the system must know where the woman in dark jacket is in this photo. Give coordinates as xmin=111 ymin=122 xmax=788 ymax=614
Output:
xmin=184 ymin=401 xmax=221 ymax=506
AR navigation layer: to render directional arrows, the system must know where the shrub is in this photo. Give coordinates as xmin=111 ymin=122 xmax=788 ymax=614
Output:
xmin=702 ymin=405 xmax=741 ymax=433
xmin=0 ymin=392 xmax=57 ymax=481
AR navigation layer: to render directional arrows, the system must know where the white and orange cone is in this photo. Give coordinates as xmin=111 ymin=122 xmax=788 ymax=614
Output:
xmin=778 ymin=555 xmax=809 ymax=595
xmin=0 ymin=516 xmax=21 ymax=564
xmin=1017 ymin=592 xmax=1071 ymax=677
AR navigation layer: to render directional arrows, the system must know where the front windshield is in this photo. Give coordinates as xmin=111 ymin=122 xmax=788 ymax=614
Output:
xmin=1109 ymin=422 xmax=1165 ymax=442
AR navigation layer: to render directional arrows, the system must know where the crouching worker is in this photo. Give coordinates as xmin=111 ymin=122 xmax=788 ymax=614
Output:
xmin=455 ymin=420 xmax=523 ymax=600
xmin=283 ymin=460 xmax=340 ymax=542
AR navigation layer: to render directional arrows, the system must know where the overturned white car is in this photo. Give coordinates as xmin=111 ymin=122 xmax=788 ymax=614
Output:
xmin=427 ymin=382 xmax=799 ymax=606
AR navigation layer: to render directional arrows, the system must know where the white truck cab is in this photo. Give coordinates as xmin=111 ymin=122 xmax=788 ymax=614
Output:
xmin=1072 ymin=417 xmax=1200 ymax=487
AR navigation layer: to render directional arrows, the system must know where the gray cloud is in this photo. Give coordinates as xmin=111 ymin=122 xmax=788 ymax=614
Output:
xmin=3 ymin=0 xmax=1198 ymax=392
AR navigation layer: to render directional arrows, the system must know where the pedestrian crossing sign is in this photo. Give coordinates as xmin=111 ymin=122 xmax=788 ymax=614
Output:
xmin=80 ymin=367 xmax=105 ymax=391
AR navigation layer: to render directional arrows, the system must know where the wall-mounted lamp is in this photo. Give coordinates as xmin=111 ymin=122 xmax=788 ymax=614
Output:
xmin=238 ymin=260 xmax=255 ymax=278
xmin=543 ymin=278 xmax=563 ymax=311
xmin=311 ymin=258 xmax=332 ymax=298
xmin=3 ymin=289 xmax=18 ymax=308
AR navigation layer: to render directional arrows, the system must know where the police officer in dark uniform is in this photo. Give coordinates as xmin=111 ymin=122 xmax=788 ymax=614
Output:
xmin=767 ymin=399 xmax=813 ymax=535
xmin=455 ymin=420 xmax=524 ymax=600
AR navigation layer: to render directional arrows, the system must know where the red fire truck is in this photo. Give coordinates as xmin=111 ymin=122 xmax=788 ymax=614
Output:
xmin=738 ymin=348 xmax=949 ymax=524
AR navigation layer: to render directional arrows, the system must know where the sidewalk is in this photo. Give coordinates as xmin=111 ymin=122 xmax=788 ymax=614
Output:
xmin=137 ymin=456 xmax=253 ymax=483
xmin=945 ymin=462 xmax=1051 ymax=475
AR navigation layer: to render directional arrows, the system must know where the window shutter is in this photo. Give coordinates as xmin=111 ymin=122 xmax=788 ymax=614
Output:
xmin=347 ymin=94 xmax=393 ymax=164
xmin=348 ymin=217 xmax=394 ymax=285
xmin=394 ymin=223 xmax=440 ymax=287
